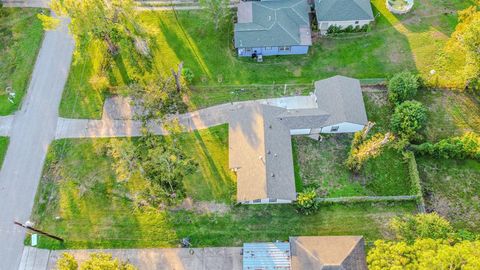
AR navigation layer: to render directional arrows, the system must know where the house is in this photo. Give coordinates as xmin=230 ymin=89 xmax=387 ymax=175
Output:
xmin=229 ymin=76 xmax=368 ymax=204
xmin=315 ymin=0 xmax=374 ymax=35
xmin=243 ymin=236 xmax=368 ymax=270
xmin=234 ymin=0 xmax=313 ymax=57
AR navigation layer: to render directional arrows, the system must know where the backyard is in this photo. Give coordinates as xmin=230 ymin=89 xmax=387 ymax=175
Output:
xmin=58 ymin=0 xmax=473 ymax=119
xmin=0 ymin=8 xmax=44 ymax=115
xmin=30 ymin=124 xmax=417 ymax=249
xmin=293 ymin=90 xmax=413 ymax=198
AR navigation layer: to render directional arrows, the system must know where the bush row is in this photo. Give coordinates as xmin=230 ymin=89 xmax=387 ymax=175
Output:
xmin=404 ymin=151 xmax=426 ymax=211
xmin=412 ymin=132 xmax=480 ymax=160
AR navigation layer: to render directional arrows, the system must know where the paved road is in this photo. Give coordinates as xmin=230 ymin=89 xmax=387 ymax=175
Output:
xmin=0 ymin=18 xmax=74 ymax=270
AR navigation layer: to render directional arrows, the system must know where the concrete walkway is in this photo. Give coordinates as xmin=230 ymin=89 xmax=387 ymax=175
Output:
xmin=20 ymin=247 xmax=242 ymax=270
xmin=55 ymin=95 xmax=318 ymax=139
xmin=0 ymin=17 xmax=74 ymax=270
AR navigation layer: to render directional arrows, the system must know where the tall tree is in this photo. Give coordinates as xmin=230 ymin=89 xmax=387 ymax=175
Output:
xmin=41 ymin=0 xmax=148 ymax=56
xmin=434 ymin=2 xmax=480 ymax=90
xmin=199 ymin=0 xmax=231 ymax=30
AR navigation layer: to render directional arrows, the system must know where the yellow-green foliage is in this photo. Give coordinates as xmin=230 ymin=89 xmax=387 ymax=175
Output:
xmin=389 ymin=213 xmax=454 ymax=243
xmin=57 ymin=253 xmax=78 ymax=270
xmin=37 ymin=13 xmax=60 ymax=30
xmin=346 ymin=133 xmax=394 ymax=171
xmin=367 ymin=239 xmax=480 ymax=270
xmin=433 ymin=4 xmax=480 ymax=89
xmin=57 ymin=252 xmax=137 ymax=270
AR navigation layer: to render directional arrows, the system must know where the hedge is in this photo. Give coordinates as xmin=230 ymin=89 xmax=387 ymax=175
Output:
xmin=412 ymin=132 xmax=480 ymax=160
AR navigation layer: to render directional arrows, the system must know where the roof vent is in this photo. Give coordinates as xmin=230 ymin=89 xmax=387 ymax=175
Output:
xmin=268 ymin=15 xmax=272 ymax=21
xmin=267 ymin=150 xmax=271 ymax=154
xmin=271 ymin=173 xmax=275 ymax=177
xmin=269 ymin=124 xmax=272 ymax=129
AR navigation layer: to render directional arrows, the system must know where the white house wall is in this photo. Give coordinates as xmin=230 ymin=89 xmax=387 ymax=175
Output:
xmin=319 ymin=19 xmax=372 ymax=30
xmin=320 ymin=122 xmax=365 ymax=133
xmin=290 ymin=128 xmax=312 ymax=135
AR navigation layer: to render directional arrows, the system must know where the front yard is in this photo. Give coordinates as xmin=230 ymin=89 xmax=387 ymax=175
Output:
xmin=59 ymin=0 xmax=472 ymax=118
xmin=0 ymin=8 xmax=45 ymax=115
xmin=30 ymin=124 xmax=417 ymax=249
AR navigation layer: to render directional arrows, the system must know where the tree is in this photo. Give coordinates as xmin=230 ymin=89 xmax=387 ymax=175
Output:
xmin=346 ymin=126 xmax=394 ymax=172
xmin=296 ymin=188 xmax=319 ymax=215
xmin=388 ymin=71 xmax=419 ymax=104
xmin=41 ymin=0 xmax=148 ymax=56
xmin=433 ymin=2 xmax=480 ymax=90
xmin=391 ymin=100 xmax=427 ymax=139
xmin=199 ymin=0 xmax=231 ymax=30
xmin=57 ymin=253 xmax=137 ymax=270
xmin=130 ymin=74 xmax=188 ymax=123
xmin=367 ymin=239 xmax=480 ymax=270
xmin=389 ymin=213 xmax=454 ymax=243
xmin=57 ymin=253 xmax=78 ymax=270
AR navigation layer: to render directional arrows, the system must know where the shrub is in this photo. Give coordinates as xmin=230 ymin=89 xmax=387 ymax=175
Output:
xmin=391 ymin=101 xmax=427 ymax=139
xmin=296 ymin=188 xmax=319 ymax=215
xmin=413 ymin=132 xmax=480 ymax=160
xmin=389 ymin=213 xmax=454 ymax=243
xmin=182 ymin=68 xmax=194 ymax=84
xmin=57 ymin=253 xmax=78 ymax=270
xmin=388 ymin=71 xmax=419 ymax=104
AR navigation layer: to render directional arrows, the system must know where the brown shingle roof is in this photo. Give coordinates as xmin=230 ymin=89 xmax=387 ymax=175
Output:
xmin=289 ymin=236 xmax=367 ymax=270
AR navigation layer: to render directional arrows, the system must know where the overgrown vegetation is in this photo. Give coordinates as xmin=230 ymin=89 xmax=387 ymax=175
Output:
xmin=413 ymin=132 xmax=480 ymax=160
xmin=295 ymin=188 xmax=319 ymax=215
xmin=368 ymin=214 xmax=480 ymax=269
xmin=0 ymin=7 xmax=44 ymax=115
xmin=387 ymin=71 xmax=419 ymax=104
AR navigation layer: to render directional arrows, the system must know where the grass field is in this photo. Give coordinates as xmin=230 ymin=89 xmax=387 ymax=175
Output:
xmin=58 ymin=0 xmax=473 ymax=119
xmin=417 ymin=89 xmax=480 ymax=141
xmin=30 ymin=124 xmax=417 ymax=249
xmin=0 ymin=8 xmax=44 ymax=115
xmin=0 ymin=137 xmax=8 ymax=168
xmin=417 ymin=157 xmax=480 ymax=232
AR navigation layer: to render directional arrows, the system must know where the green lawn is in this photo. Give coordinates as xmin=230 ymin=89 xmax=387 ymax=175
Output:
xmin=59 ymin=0 xmax=472 ymax=118
xmin=417 ymin=157 xmax=480 ymax=232
xmin=293 ymin=135 xmax=412 ymax=197
xmin=292 ymin=91 xmax=416 ymax=197
xmin=417 ymin=89 xmax=480 ymax=141
xmin=0 ymin=8 xmax=45 ymax=115
xmin=0 ymin=137 xmax=8 ymax=168
xmin=31 ymin=125 xmax=417 ymax=249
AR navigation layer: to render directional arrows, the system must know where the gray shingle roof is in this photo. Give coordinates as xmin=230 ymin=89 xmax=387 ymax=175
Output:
xmin=234 ymin=0 xmax=312 ymax=48
xmin=314 ymin=75 xmax=368 ymax=126
xmin=290 ymin=236 xmax=368 ymax=270
xmin=229 ymin=76 xmax=367 ymax=203
xmin=315 ymin=0 xmax=374 ymax=22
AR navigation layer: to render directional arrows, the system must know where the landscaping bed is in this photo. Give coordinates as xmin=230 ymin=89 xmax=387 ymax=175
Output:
xmin=30 ymin=124 xmax=418 ymax=249
xmin=0 ymin=8 xmax=45 ymax=115
xmin=59 ymin=0 xmax=468 ymax=118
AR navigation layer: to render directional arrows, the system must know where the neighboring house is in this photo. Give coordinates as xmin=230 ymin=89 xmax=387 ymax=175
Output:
xmin=229 ymin=76 xmax=368 ymax=204
xmin=315 ymin=0 xmax=374 ymax=35
xmin=243 ymin=236 xmax=368 ymax=270
xmin=234 ymin=0 xmax=313 ymax=57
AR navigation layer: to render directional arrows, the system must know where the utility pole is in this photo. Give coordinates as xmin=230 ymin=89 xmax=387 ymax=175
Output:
xmin=14 ymin=221 xmax=64 ymax=242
